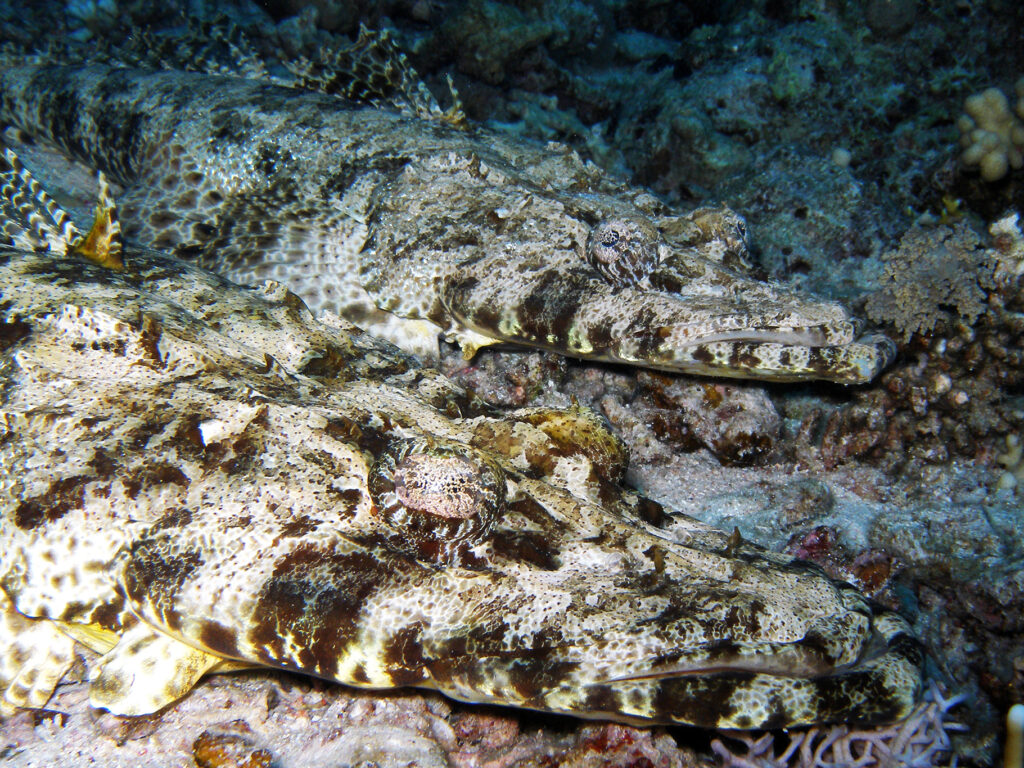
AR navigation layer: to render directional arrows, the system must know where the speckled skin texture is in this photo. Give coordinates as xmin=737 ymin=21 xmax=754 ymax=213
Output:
xmin=0 ymin=62 xmax=894 ymax=383
xmin=0 ymin=239 xmax=923 ymax=727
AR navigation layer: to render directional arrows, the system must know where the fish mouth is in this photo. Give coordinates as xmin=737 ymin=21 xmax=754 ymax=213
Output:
xmin=428 ymin=618 xmax=920 ymax=729
xmin=661 ymin=319 xmax=853 ymax=349
xmin=615 ymin=272 xmax=896 ymax=382
xmin=646 ymin=330 xmax=896 ymax=384
xmin=442 ymin=262 xmax=896 ymax=384
xmin=603 ymin=646 xmax=840 ymax=682
xmin=677 ymin=328 xmax=833 ymax=346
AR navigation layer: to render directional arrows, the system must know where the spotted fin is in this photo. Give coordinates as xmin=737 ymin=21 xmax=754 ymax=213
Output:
xmin=99 ymin=17 xmax=270 ymax=81
xmin=54 ymin=17 xmax=464 ymax=127
xmin=284 ymin=25 xmax=466 ymax=127
xmin=0 ymin=147 xmax=123 ymax=269
xmin=0 ymin=589 xmax=76 ymax=714
xmin=89 ymin=622 xmax=227 ymax=716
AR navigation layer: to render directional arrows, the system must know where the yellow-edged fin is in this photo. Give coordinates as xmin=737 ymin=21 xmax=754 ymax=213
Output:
xmin=54 ymin=619 xmax=121 ymax=655
xmin=444 ymin=324 xmax=503 ymax=360
xmin=70 ymin=171 xmax=124 ymax=271
xmin=0 ymin=146 xmax=79 ymax=252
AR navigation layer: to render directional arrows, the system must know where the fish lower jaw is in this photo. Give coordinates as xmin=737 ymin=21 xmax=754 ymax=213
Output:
xmin=640 ymin=334 xmax=896 ymax=383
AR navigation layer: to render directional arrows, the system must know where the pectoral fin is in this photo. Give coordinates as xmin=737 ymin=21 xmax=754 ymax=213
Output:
xmin=0 ymin=590 xmax=76 ymax=714
xmin=89 ymin=622 xmax=224 ymax=716
xmin=0 ymin=146 xmax=78 ymax=253
xmin=443 ymin=324 xmax=502 ymax=360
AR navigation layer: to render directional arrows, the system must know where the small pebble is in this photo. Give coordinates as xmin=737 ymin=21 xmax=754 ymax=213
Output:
xmin=193 ymin=724 xmax=276 ymax=768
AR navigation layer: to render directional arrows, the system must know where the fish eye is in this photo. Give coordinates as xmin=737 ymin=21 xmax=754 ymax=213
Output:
xmin=586 ymin=217 xmax=662 ymax=289
xmin=368 ymin=439 xmax=506 ymax=564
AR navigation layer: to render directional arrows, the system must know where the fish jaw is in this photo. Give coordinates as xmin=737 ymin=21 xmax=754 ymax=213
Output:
xmin=367 ymin=533 xmax=925 ymax=729
xmin=431 ymin=640 xmax=923 ymax=729
xmin=442 ymin=255 xmax=896 ymax=384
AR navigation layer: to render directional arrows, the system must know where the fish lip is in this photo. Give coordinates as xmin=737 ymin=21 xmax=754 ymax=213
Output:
xmin=600 ymin=653 xmax=842 ymax=683
xmin=639 ymin=330 xmax=896 ymax=384
xmin=651 ymin=308 xmax=860 ymax=347
xmin=664 ymin=326 xmax=839 ymax=348
xmin=443 ymin=264 xmax=894 ymax=382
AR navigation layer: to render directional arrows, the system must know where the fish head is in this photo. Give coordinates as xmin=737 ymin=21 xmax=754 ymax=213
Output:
xmin=441 ymin=196 xmax=894 ymax=383
xmin=295 ymin=403 xmax=923 ymax=729
xmin=370 ymin=144 xmax=894 ymax=383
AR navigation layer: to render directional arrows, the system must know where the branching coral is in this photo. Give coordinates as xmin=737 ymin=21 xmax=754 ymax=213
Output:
xmin=865 ymin=221 xmax=995 ymax=342
xmin=710 ymin=685 xmax=966 ymax=767
xmin=791 ymin=213 xmax=1023 ymax=472
xmin=958 ymin=79 xmax=1024 ymax=182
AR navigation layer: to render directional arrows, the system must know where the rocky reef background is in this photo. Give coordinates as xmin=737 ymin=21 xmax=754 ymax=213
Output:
xmin=0 ymin=0 xmax=1022 ymax=765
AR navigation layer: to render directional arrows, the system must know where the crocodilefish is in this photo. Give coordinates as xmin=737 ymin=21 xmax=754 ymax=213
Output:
xmin=0 ymin=28 xmax=895 ymax=383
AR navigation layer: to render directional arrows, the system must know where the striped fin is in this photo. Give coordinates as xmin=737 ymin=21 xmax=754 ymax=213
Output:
xmin=0 ymin=146 xmax=123 ymax=270
xmin=284 ymin=25 xmax=466 ymax=127
xmin=0 ymin=146 xmax=78 ymax=253
xmin=98 ymin=17 xmax=270 ymax=81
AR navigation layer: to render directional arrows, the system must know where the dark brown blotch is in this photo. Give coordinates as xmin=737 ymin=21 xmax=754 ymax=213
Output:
xmin=151 ymin=507 xmax=193 ymax=531
xmin=325 ymin=415 xmax=389 ymax=455
xmin=635 ymin=497 xmax=669 ymax=528
xmin=123 ymin=463 xmax=190 ymax=500
xmin=585 ymin=319 xmax=615 ymax=353
xmin=121 ymin=543 xmax=203 ymax=622
xmin=86 ymin=599 xmax=127 ymax=632
xmin=488 ymin=530 xmax=559 ymax=571
xmin=516 ymin=269 xmax=588 ymax=344
xmin=278 ymin=515 xmax=318 ymax=538
xmin=199 ymin=620 xmax=241 ymax=658
xmin=249 ymin=545 xmax=413 ymax=678
xmin=725 ymin=599 xmax=763 ymax=637
xmin=631 ymin=308 xmax=662 ymax=361
xmin=382 ymin=624 xmax=427 ymax=685
xmin=652 ymin=674 xmax=754 ymax=727
xmin=690 ymin=345 xmax=716 ymax=366
xmin=0 ymin=317 xmax=31 ymax=353
xmin=580 ymin=684 xmax=623 ymax=716
xmin=505 ymin=496 xmax=556 ymax=528
xmin=13 ymin=475 xmax=92 ymax=529
xmin=88 ymin=447 xmax=118 ymax=478
xmin=334 ymin=488 xmax=363 ymax=510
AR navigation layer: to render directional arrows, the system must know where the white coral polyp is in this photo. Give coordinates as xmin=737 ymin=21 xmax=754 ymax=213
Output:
xmin=958 ymin=79 xmax=1024 ymax=182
